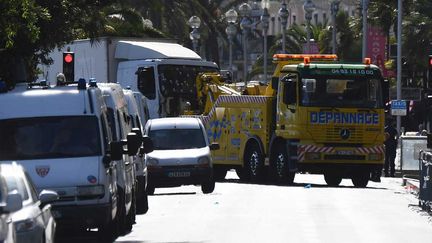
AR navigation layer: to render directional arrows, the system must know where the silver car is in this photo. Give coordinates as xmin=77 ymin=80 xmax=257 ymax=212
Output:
xmin=0 ymin=163 xmax=58 ymax=243
xmin=0 ymin=170 xmax=21 ymax=243
xmin=144 ymin=117 xmax=219 ymax=195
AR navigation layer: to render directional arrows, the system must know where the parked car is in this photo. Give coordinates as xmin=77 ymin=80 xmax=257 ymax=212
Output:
xmin=0 ymin=169 xmax=22 ymax=243
xmin=0 ymin=163 xmax=58 ymax=243
xmin=144 ymin=117 xmax=220 ymax=194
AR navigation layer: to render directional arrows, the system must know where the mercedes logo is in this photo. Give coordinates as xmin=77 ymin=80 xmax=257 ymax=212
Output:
xmin=340 ymin=128 xmax=350 ymax=140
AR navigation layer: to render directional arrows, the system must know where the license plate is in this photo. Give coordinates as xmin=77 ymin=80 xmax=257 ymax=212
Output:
xmin=168 ymin=171 xmax=191 ymax=177
xmin=336 ymin=150 xmax=354 ymax=155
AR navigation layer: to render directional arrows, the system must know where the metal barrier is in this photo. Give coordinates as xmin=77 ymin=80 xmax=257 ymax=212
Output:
xmin=419 ymin=150 xmax=432 ymax=210
xmin=400 ymin=135 xmax=427 ymax=171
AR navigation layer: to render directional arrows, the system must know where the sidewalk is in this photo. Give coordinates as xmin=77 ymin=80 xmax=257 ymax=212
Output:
xmin=395 ymin=147 xmax=420 ymax=195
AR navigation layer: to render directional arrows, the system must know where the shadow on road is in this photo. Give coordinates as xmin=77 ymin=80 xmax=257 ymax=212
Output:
xmin=218 ymin=178 xmax=387 ymax=190
xmin=151 ymin=191 xmax=196 ymax=196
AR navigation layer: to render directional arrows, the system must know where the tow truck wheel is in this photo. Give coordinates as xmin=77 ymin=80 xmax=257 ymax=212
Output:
xmin=245 ymin=142 xmax=265 ymax=182
xmin=271 ymin=142 xmax=295 ymax=184
xmin=324 ymin=173 xmax=342 ymax=186
xmin=352 ymin=171 xmax=369 ymax=188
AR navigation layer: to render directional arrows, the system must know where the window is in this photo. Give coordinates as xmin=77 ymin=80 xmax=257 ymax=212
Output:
xmin=0 ymin=116 xmax=102 ymax=160
xmin=149 ymin=128 xmax=206 ymax=150
xmin=299 ymin=77 xmax=383 ymax=108
xmin=137 ymin=66 xmax=156 ymax=100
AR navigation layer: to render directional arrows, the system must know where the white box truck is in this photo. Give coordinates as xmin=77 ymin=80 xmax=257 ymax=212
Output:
xmin=38 ymin=37 xmax=219 ymax=119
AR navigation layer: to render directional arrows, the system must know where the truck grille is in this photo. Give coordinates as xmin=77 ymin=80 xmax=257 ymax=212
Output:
xmin=308 ymin=125 xmax=364 ymax=143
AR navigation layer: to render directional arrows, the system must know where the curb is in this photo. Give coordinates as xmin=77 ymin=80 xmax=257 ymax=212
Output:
xmin=402 ymin=176 xmax=420 ymax=195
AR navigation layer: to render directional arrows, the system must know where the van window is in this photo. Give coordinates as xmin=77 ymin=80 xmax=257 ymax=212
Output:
xmin=0 ymin=116 xmax=102 ymax=160
xmin=149 ymin=128 xmax=206 ymax=150
xmin=137 ymin=66 xmax=156 ymax=100
xmin=107 ymin=108 xmax=118 ymax=141
xmin=100 ymin=113 xmax=111 ymax=150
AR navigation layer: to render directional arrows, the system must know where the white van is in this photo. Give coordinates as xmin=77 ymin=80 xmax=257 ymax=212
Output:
xmin=122 ymin=89 xmax=149 ymax=214
xmin=98 ymin=83 xmax=137 ymax=233
xmin=0 ymin=79 xmax=138 ymax=241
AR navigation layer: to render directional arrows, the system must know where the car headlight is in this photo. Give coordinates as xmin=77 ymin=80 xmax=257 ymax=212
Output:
xmin=77 ymin=185 xmax=105 ymax=197
xmin=147 ymin=158 xmax=159 ymax=166
xmin=198 ymin=156 xmax=210 ymax=166
xmin=15 ymin=218 xmax=36 ymax=232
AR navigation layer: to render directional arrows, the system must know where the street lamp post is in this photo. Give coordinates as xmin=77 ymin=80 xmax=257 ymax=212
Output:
xmin=225 ymin=9 xmax=238 ymax=76
xmin=239 ymin=2 xmax=252 ymax=87
xmin=278 ymin=1 xmax=289 ymax=53
xmin=188 ymin=16 xmax=201 ymax=53
xmin=303 ymin=0 xmax=316 ymax=54
xmin=362 ymin=0 xmax=369 ymax=60
xmin=331 ymin=0 xmax=340 ymax=54
xmin=261 ymin=8 xmax=270 ymax=83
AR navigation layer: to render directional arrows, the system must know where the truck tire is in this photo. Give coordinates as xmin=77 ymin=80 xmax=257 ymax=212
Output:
xmin=125 ymin=189 xmax=136 ymax=233
xmin=136 ymin=178 xmax=149 ymax=214
xmin=147 ymin=185 xmax=155 ymax=195
xmin=201 ymin=180 xmax=215 ymax=194
xmin=271 ymin=142 xmax=295 ymax=184
xmin=137 ymin=188 xmax=149 ymax=214
xmin=324 ymin=173 xmax=342 ymax=186
xmin=351 ymin=171 xmax=369 ymax=188
xmin=116 ymin=187 xmax=127 ymax=236
xmin=245 ymin=142 xmax=265 ymax=182
xmin=98 ymin=216 xmax=118 ymax=243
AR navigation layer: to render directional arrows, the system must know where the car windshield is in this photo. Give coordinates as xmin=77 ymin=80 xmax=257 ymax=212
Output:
xmin=0 ymin=116 xmax=101 ymax=160
xmin=300 ymin=77 xmax=383 ymax=108
xmin=149 ymin=128 xmax=206 ymax=150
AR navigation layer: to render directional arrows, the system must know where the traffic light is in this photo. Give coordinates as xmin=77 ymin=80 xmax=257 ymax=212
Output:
xmin=63 ymin=52 xmax=75 ymax=82
xmin=428 ymin=55 xmax=432 ymax=72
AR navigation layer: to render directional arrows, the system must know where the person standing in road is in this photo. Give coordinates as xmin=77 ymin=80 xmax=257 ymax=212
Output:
xmin=384 ymin=119 xmax=398 ymax=177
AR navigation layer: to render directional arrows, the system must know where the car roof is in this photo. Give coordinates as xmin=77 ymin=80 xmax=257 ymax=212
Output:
xmin=148 ymin=117 xmax=202 ymax=130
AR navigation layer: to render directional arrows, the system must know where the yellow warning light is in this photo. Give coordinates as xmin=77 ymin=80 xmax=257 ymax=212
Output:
xmin=304 ymin=56 xmax=311 ymax=65
xmin=364 ymin=57 xmax=371 ymax=65
xmin=273 ymin=54 xmax=338 ymax=62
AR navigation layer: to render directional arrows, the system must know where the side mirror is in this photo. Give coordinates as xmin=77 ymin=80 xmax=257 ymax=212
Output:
xmin=209 ymin=143 xmax=220 ymax=151
xmin=132 ymin=128 xmax=142 ymax=138
xmin=4 ymin=192 xmax=23 ymax=212
xmin=110 ymin=141 xmax=124 ymax=160
xmin=39 ymin=190 xmax=59 ymax=206
xmin=127 ymin=132 xmax=141 ymax=156
xmin=282 ymin=79 xmax=297 ymax=105
xmin=142 ymin=135 xmax=154 ymax=154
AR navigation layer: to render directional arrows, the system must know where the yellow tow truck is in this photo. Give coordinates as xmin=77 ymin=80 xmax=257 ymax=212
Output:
xmin=189 ymin=54 xmax=387 ymax=187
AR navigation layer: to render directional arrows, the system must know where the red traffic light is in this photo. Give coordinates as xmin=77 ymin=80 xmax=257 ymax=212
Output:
xmin=64 ymin=53 xmax=73 ymax=63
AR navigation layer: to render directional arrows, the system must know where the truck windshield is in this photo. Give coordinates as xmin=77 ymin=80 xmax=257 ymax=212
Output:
xmin=300 ymin=77 xmax=383 ymax=108
xmin=148 ymin=128 xmax=206 ymax=150
xmin=0 ymin=116 xmax=101 ymax=160
xmin=158 ymin=65 xmax=219 ymax=98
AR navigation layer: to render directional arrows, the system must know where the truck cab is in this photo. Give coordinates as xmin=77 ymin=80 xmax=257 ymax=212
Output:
xmin=270 ymin=56 xmax=387 ymax=187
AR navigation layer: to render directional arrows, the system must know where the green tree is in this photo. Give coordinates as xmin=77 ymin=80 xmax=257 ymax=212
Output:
xmin=0 ymin=0 xmax=119 ymax=83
